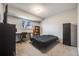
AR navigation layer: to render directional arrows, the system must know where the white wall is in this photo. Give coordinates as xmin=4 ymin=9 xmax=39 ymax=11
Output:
xmin=0 ymin=4 xmax=2 ymax=14
xmin=7 ymin=16 xmax=40 ymax=33
xmin=7 ymin=6 xmax=41 ymax=33
xmin=77 ymin=4 xmax=79 ymax=55
xmin=0 ymin=4 xmax=1 ymax=21
xmin=0 ymin=4 xmax=4 ymax=23
xmin=8 ymin=6 xmax=42 ymax=22
xmin=41 ymin=8 xmax=77 ymax=42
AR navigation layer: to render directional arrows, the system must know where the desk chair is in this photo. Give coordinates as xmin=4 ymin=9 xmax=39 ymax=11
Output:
xmin=21 ymin=32 xmax=27 ymax=42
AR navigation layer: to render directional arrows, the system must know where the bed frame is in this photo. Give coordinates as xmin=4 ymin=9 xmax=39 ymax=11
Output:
xmin=30 ymin=35 xmax=58 ymax=47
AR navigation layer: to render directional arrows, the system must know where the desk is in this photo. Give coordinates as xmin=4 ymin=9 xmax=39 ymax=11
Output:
xmin=16 ymin=32 xmax=31 ymax=42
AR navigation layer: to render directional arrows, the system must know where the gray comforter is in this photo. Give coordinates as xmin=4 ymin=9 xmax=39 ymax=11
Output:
xmin=32 ymin=35 xmax=58 ymax=43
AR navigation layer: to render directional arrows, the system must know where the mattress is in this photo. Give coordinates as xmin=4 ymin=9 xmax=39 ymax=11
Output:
xmin=31 ymin=35 xmax=58 ymax=43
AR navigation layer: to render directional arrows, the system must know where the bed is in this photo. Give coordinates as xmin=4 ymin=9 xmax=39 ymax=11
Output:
xmin=30 ymin=35 xmax=58 ymax=47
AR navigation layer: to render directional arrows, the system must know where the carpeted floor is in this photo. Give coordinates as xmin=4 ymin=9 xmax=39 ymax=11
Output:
xmin=16 ymin=40 xmax=78 ymax=56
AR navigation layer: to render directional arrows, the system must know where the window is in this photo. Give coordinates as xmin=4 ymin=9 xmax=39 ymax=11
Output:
xmin=21 ymin=19 xmax=32 ymax=29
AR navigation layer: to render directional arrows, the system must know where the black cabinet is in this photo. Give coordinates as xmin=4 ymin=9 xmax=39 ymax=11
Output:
xmin=0 ymin=23 xmax=16 ymax=56
xmin=63 ymin=23 xmax=77 ymax=46
xmin=63 ymin=23 xmax=71 ymax=46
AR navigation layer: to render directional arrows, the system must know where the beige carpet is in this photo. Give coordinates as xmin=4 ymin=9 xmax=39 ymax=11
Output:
xmin=16 ymin=40 xmax=78 ymax=56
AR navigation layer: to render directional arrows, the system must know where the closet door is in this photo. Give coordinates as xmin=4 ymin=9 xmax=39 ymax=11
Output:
xmin=0 ymin=23 xmax=16 ymax=56
xmin=4 ymin=24 xmax=16 ymax=56
xmin=0 ymin=23 xmax=5 ymax=55
xmin=63 ymin=23 xmax=71 ymax=46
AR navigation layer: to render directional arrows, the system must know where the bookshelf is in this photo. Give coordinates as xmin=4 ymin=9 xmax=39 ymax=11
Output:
xmin=33 ymin=26 xmax=40 ymax=36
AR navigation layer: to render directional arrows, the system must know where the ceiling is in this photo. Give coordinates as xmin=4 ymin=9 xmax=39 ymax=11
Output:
xmin=8 ymin=3 xmax=77 ymax=19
